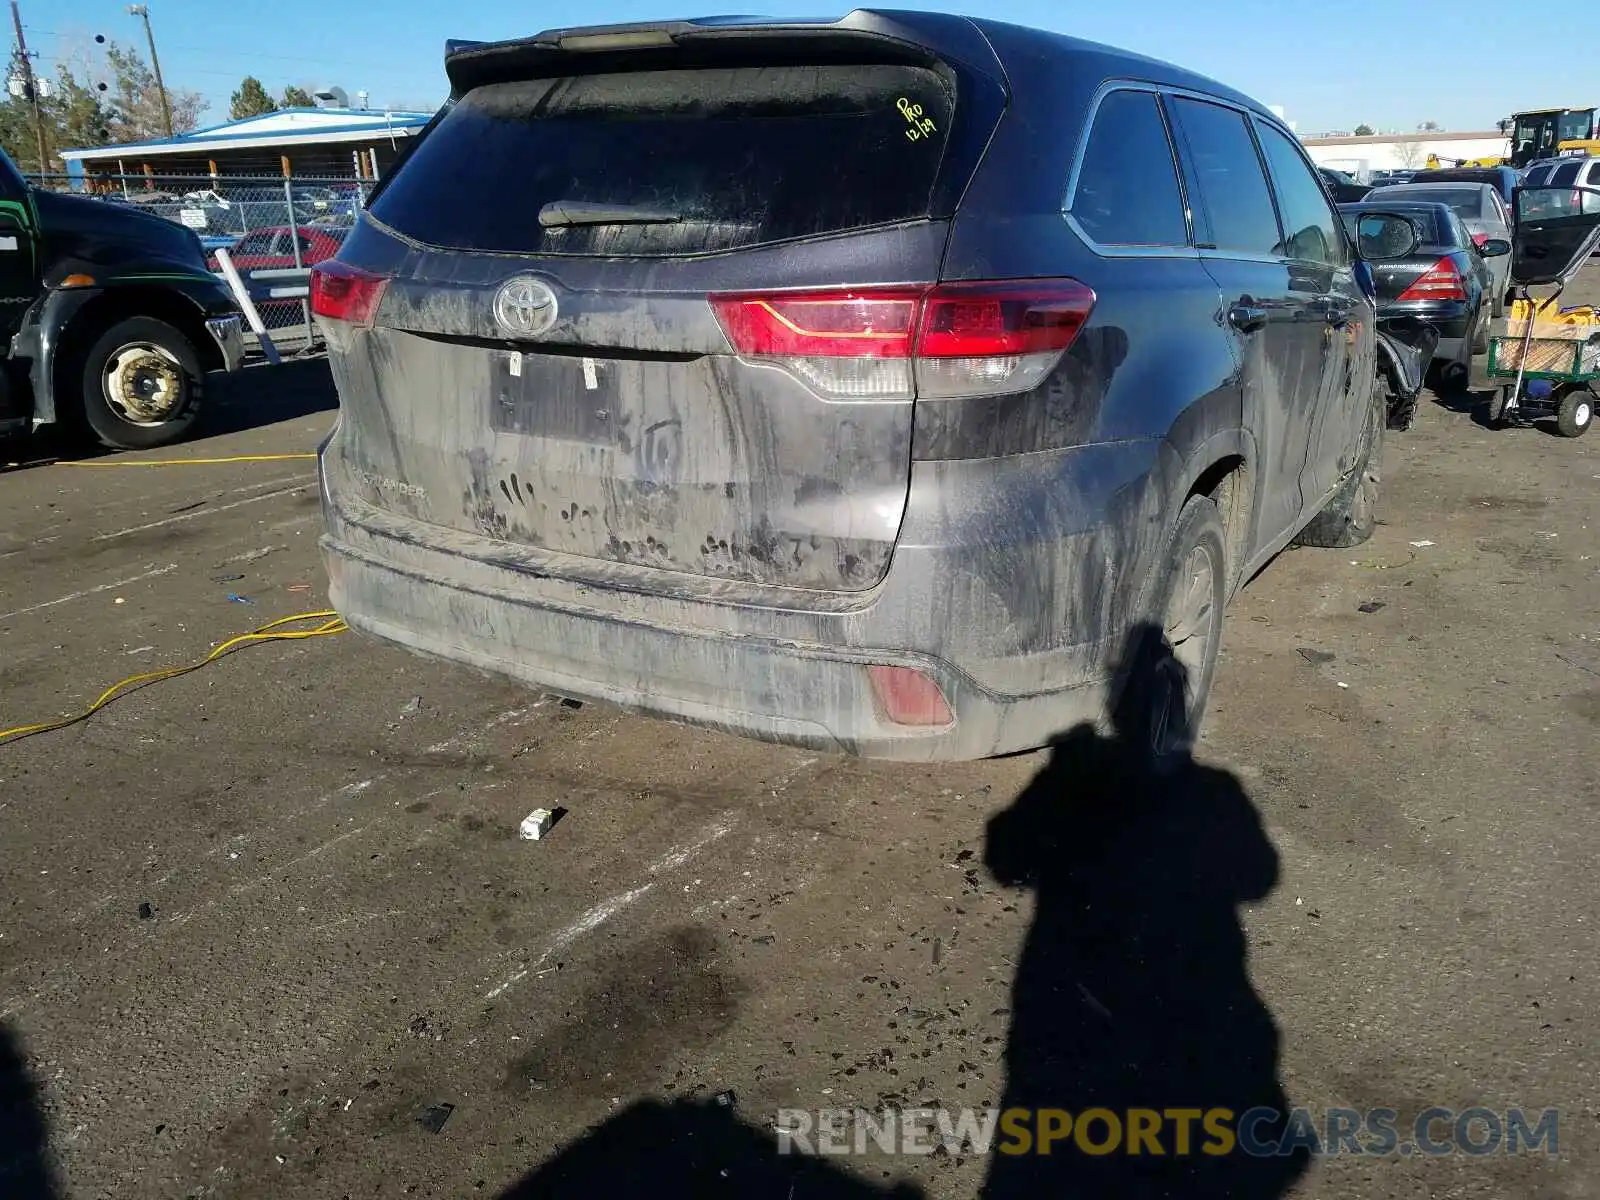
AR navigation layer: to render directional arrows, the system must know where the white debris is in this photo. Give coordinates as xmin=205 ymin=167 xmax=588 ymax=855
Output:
xmin=1409 ymin=540 xmax=1435 ymax=549
xmin=519 ymin=808 xmax=555 ymax=841
xmin=1337 ymin=682 xmax=1350 ymax=689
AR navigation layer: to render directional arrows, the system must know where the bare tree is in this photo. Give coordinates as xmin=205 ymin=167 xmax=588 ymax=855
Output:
xmin=1394 ymin=141 xmax=1425 ymax=170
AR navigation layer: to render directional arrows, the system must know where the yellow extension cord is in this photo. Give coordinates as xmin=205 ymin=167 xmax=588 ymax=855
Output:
xmin=0 ymin=611 xmax=347 ymax=746
xmin=56 ymin=453 xmax=318 ymax=467
xmin=0 ymin=454 xmax=338 ymax=745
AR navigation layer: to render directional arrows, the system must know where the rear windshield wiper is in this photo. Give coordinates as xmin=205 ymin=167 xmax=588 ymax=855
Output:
xmin=538 ymin=201 xmax=683 ymax=228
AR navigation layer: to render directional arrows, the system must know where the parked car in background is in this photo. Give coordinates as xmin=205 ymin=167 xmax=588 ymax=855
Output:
xmin=1319 ymin=167 xmax=1370 ymax=201
xmin=214 ymin=224 xmax=349 ymax=326
xmin=315 ymin=10 xmax=1385 ymax=766
xmin=1413 ymin=165 xmax=1519 ymax=205
xmin=1522 ymin=155 xmax=1600 ymax=188
xmin=1359 ymin=182 xmax=1513 ymax=313
xmin=292 ymin=186 xmax=362 ymax=223
xmin=1367 ymin=169 xmax=1416 ymax=188
xmin=1337 ymin=199 xmax=1496 ymax=389
xmin=212 ymin=225 xmax=349 ymax=272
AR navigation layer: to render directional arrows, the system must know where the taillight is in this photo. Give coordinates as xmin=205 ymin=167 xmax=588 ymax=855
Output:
xmin=709 ymin=279 xmax=1095 ymax=400
xmin=1396 ymin=258 xmax=1467 ymax=302
xmin=1471 ymin=232 xmax=1489 ymax=248
xmin=867 ymin=665 xmax=954 ymax=727
xmin=709 ymin=290 xmax=920 ymax=399
xmin=310 ymin=260 xmax=389 ymax=327
xmin=917 ymin=280 xmax=1095 ymax=398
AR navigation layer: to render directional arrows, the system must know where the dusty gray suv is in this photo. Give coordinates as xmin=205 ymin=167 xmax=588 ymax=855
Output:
xmin=314 ymin=10 xmax=1381 ymax=762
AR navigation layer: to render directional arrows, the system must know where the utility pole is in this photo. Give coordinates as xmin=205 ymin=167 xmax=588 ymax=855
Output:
xmin=8 ymin=1 xmax=48 ymax=176
xmin=127 ymin=4 xmax=172 ymax=138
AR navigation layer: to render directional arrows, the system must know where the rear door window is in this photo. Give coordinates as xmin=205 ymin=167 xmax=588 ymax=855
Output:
xmin=1168 ymin=97 xmax=1281 ymax=257
xmin=1071 ymin=89 xmax=1188 ymax=247
xmin=369 ymin=63 xmax=957 ymax=256
xmin=1256 ymin=122 xmax=1346 ymax=264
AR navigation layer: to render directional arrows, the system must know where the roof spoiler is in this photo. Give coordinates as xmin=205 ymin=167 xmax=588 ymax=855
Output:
xmin=442 ymin=10 xmax=1005 ymax=96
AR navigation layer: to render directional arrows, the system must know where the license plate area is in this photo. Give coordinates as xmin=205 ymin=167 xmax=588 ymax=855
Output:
xmin=490 ymin=351 xmax=618 ymax=444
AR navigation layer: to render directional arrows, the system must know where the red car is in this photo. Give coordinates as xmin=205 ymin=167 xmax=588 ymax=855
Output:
xmin=208 ymin=225 xmax=348 ymax=272
xmin=208 ymin=225 xmax=349 ymax=330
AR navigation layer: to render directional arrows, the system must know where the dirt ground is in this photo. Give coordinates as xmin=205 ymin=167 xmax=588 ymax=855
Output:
xmin=1 ymin=274 xmax=1598 ymax=1199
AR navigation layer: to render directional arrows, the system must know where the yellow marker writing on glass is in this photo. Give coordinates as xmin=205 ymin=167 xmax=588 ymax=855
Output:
xmin=897 ymin=97 xmax=938 ymax=142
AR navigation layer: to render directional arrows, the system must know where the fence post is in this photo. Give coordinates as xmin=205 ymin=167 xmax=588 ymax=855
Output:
xmin=282 ymin=175 xmax=311 ymax=349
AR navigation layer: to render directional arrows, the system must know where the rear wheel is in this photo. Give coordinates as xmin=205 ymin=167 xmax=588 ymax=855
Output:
xmin=1114 ymin=493 xmax=1227 ymax=775
xmin=73 ymin=317 xmax=205 ymax=451
xmin=1557 ymin=386 xmax=1594 ymax=437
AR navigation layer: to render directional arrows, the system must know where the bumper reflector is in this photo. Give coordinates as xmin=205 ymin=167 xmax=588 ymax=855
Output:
xmin=868 ymin=665 xmax=954 ymax=727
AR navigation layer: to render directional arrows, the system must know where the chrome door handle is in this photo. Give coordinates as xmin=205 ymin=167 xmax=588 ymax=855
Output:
xmin=1229 ymin=304 xmax=1268 ymax=332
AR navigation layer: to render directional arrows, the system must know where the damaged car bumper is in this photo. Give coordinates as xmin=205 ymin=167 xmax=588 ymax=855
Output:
xmin=205 ymin=313 xmax=246 ymax=374
xmin=319 ymin=434 xmax=1176 ymax=762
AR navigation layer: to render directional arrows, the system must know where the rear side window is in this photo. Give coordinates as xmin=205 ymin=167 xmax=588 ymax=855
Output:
xmin=1256 ymin=123 xmax=1345 ymax=264
xmin=370 ymin=63 xmax=958 ymax=256
xmin=1071 ymin=90 xmax=1188 ymax=247
xmin=1168 ymin=97 xmax=1280 ymax=257
xmin=235 ymin=231 xmax=276 ymax=255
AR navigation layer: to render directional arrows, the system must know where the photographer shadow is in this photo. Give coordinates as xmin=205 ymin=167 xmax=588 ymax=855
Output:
xmin=496 ymin=1096 xmax=922 ymax=1200
xmin=0 ymin=1022 xmax=58 ymax=1200
xmin=980 ymin=625 xmax=1308 ymax=1199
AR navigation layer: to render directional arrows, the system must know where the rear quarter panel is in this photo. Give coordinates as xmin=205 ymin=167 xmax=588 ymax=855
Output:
xmin=940 ymin=36 xmax=1249 ymax=605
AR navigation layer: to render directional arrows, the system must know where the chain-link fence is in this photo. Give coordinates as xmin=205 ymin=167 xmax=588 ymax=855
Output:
xmin=31 ymin=173 xmax=376 ymax=353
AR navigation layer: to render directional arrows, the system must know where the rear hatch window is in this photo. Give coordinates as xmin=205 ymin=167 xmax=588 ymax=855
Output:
xmin=1389 ymin=187 xmax=1485 ymax=217
xmin=1341 ymin=207 xmax=1451 ymax=246
xmin=368 ymin=64 xmax=956 ymax=256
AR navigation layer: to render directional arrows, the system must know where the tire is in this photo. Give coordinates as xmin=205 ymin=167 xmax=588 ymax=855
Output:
xmin=1487 ymin=383 xmax=1514 ymax=427
xmin=1557 ymin=387 xmax=1594 ymax=438
xmin=73 ymin=317 xmax=205 ymax=451
xmin=1113 ymin=493 xmax=1228 ymax=775
xmin=1293 ymin=381 xmax=1382 ymax=549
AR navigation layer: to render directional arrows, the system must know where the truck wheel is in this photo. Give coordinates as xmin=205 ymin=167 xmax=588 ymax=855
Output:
xmin=1114 ymin=493 xmax=1227 ymax=775
xmin=75 ymin=317 xmax=204 ymax=450
xmin=1294 ymin=383 xmax=1381 ymax=549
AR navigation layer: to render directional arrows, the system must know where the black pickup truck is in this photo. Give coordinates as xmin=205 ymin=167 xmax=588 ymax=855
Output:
xmin=0 ymin=148 xmax=245 ymax=450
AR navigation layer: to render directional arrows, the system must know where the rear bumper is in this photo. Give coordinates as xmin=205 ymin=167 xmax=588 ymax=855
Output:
xmin=324 ymin=540 xmax=1112 ymax=761
xmin=1377 ymin=301 xmax=1471 ymax=361
xmin=319 ymin=435 xmax=1176 ymax=761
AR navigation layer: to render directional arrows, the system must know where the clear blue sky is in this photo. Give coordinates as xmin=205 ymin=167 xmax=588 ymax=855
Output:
xmin=30 ymin=0 xmax=1526 ymax=133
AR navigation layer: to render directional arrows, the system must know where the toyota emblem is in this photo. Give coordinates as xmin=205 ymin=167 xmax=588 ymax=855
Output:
xmin=493 ymin=276 xmax=559 ymax=337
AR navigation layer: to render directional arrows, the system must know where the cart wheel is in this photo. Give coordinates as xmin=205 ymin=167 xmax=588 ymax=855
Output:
xmin=1557 ymin=388 xmax=1593 ymax=438
xmin=1487 ymin=384 xmax=1514 ymax=427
